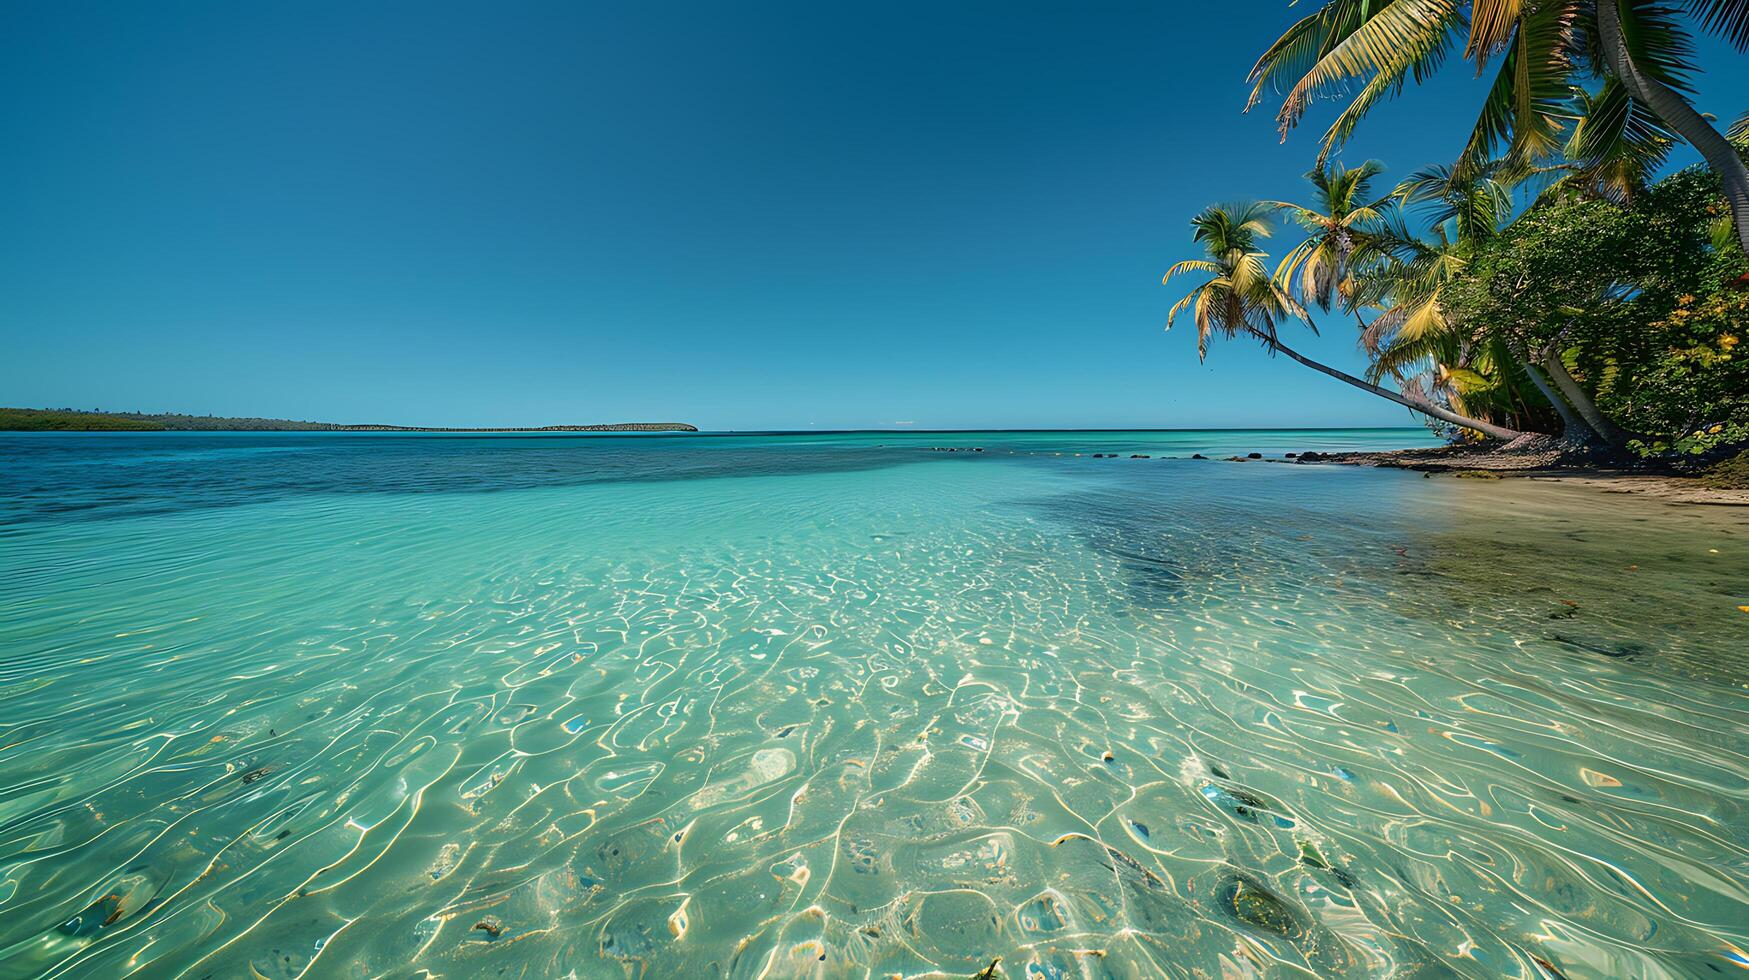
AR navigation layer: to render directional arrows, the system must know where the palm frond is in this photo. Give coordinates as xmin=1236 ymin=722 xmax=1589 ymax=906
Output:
xmin=1167 ymin=287 xmax=1202 ymax=330
xmin=1247 ymin=0 xmax=1370 ymax=110
xmin=1683 ymin=0 xmax=1749 ymax=49
xmin=1162 ymin=259 xmax=1222 ymax=283
xmin=1393 ymin=162 xmax=1519 ymax=243
xmin=1725 ymin=108 xmax=1749 ymax=144
xmin=1468 ymin=0 xmax=1526 ymax=62
xmin=1618 ymin=0 xmax=1700 ymax=92
xmin=1274 ymin=0 xmax=1464 ymax=139
xmin=1559 ymin=79 xmax=1676 ymax=201
xmin=1457 ymin=1 xmax=1583 ymax=170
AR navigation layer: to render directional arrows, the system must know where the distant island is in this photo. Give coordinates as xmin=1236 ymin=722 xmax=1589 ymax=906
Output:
xmin=0 ymin=408 xmax=698 ymax=433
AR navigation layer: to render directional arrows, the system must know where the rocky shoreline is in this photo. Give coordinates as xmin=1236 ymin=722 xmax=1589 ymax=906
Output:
xmin=921 ymin=436 xmax=1749 ymax=506
xmin=1284 ymin=436 xmax=1749 ymax=506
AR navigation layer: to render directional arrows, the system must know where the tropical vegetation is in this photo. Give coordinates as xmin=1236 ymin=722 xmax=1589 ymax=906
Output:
xmin=1163 ymin=1 xmax=1749 ymax=464
xmin=0 ymin=408 xmax=166 ymax=431
xmin=1243 ymin=0 xmax=1749 ymax=257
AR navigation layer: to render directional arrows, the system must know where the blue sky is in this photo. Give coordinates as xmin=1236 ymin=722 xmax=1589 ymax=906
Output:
xmin=4 ymin=2 xmax=1745 ymax=430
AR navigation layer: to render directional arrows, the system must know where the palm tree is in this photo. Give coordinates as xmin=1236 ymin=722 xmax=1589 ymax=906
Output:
xmin=1245 ymin=0 xmax=1749 ymax=256
xmin=1350 ymin=180 xmax=1550 ymax=437
xmin=1364 ymin=163 xmax=1615 ymax=445
xmin=1557 ymin=81 xmax=1676 ymax=202
xmin=1592 ymin=0 xmax=1749 ymax=253
xmin=1163 ymin=203 xmax=1523 ymax=440
xmin=1270 ymin=161 xmax=1540 ymax=435
xmin=1269 ymin=160 xmax=1394 ymax=314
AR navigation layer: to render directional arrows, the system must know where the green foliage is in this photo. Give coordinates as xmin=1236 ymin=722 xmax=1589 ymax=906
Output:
xmin=1444 ymin=192 xmax=1708 ymax=352
xmin=1616 ymin=291 xmax=1749 ymax=453
xmin=1701 ymin=449 xmax=1749 ymax=489
xmin=0 ymin=408 xmax=165 ymax=431
xmin=1440 ymin=164 xmax=1747 ymax=451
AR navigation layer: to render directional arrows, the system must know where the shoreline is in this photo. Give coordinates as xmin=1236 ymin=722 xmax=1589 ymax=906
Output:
xmin=0 ymin=407 xmax=698 ymax=433
xmin=1287 ymin=443 xmax=1749 ymax=506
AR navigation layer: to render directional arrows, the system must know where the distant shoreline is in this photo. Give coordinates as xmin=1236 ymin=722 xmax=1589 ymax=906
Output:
xmin=324 ymin=423 xmax=699 ymax=433
xmin=0 ymin=408 xmax=696 ymax=433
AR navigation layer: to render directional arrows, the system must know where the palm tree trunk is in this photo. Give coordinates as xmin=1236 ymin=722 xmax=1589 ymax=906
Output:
xmin=1509 ymin=339 xmax=1603 ymax=444
xmin=1597 ymin=0 xmax=1749 ymax=256
xmin=1250 ymin=329 xmax=1524 ymax=440
xmin=1540 ymin=349 xmax=1631 ymax=447
xmin=1525 ymin=363 xmax=1597 ymax=442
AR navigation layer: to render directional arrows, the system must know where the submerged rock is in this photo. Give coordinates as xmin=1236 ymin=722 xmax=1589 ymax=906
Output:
xmin=1216 ymin=873 xmax=1305 ymax=939
xmin=1247 ymin=452 xmax=1263 ymax=459
xmin=57 ymin=895 xmax=125 ymax=938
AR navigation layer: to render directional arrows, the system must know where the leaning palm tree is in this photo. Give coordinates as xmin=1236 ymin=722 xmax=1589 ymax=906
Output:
xmin=1163 ymin=203 xmax=1523 ymax=440
xmin=1358 ymin=215 xmax=1566 ymax=437
xmin=1245 ymin=0 xmax=1749 ymax=256
xmin=1365 ymin=164 xmax=1610 ymax=441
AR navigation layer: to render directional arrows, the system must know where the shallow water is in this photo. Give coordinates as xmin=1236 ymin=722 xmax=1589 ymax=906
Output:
xmin=1 ymin=430 xmax=1745 ymax=978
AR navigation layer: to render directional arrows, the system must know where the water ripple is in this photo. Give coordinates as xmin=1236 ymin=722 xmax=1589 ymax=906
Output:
xmin=0 ymin=437 xmax=1744 ymax=977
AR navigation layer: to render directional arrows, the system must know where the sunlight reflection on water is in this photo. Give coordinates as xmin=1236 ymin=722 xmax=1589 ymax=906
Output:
xmin=0 ymin=432 xmax=1744 ymax=978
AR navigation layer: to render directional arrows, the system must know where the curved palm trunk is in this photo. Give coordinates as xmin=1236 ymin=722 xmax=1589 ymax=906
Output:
xmin=1541 ymin=349 xmax=1632 ymax=447
xmin=1598 ymin=0 xmax=1749 ymax=256
xmin=1525 ymin=362 xmax=1598 ymax=442
xmin=1250 ymin=329 xmax=1524 ymax=440
xmin=1509 ymin=339 xmax=1604 ymax=444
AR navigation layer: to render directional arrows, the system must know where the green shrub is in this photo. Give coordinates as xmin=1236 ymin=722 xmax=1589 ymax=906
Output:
xmin=1701 ymin=450 xmax=1749 ymax=489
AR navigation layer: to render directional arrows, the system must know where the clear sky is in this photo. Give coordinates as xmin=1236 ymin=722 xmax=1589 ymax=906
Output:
xmin=4 ymin=2 xmax=1745 ymax=430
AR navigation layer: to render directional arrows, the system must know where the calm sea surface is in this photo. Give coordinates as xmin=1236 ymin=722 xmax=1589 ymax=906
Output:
xmin=1 ymin=430 xmax=1745 ymax=978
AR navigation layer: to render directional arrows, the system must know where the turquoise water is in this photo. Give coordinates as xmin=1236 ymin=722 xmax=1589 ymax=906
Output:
xmin=1 ymin=429 xmax=1746 ymax=978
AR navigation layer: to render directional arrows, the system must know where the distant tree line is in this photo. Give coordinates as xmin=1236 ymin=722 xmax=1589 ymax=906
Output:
xmin=1 ymin=408 xmax=698 ymax=432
